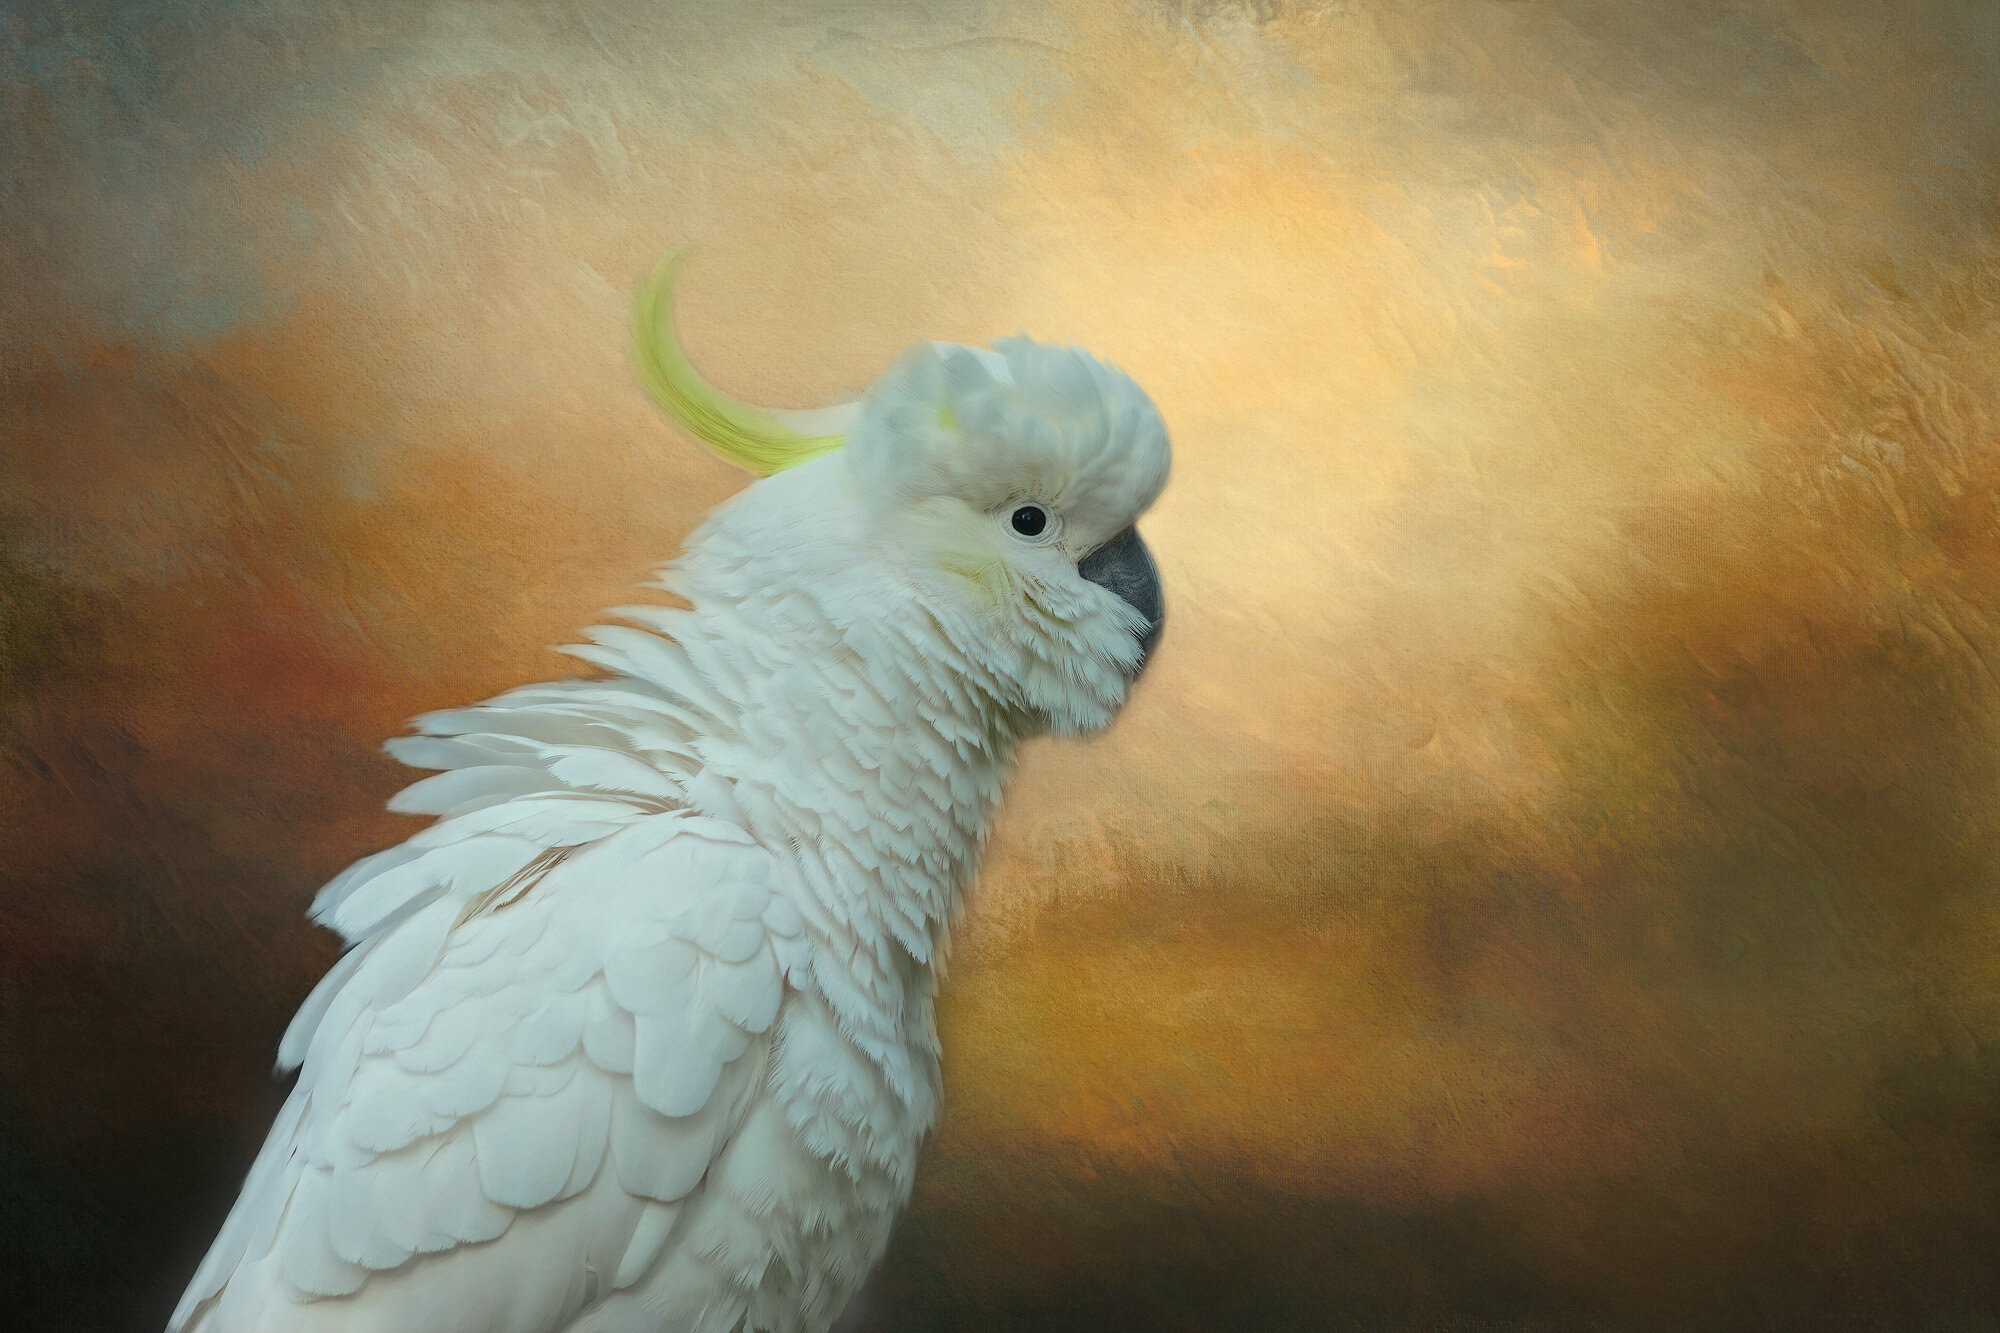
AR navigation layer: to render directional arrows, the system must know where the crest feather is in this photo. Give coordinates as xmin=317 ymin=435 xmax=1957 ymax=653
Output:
xmin=630 ymin=249 xmax=846 ymax=476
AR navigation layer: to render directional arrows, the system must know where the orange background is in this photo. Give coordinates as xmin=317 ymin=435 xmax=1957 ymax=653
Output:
xmin=8 ymin=1 xmax=2000 ymax=1326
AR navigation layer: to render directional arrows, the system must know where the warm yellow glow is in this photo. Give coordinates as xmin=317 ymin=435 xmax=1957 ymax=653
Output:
xmin=6 ymin=0 xmax=2000 ymax=1321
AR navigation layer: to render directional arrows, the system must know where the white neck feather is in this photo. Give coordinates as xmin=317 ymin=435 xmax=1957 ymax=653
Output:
xmin=608 ymin=568 xmax=1028 ymax=967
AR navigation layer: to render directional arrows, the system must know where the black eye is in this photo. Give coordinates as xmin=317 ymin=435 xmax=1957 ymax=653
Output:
xmin=1010 ymin=505 xmax=1049 ymax=537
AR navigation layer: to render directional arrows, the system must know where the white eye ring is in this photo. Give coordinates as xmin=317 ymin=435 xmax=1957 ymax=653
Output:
xmin=1006 ymin=503 xmax=1058 ymax=543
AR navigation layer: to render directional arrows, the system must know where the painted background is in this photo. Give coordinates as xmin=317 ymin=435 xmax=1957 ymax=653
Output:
xmin=8 ymin=1 xmax=2000 ymax=1326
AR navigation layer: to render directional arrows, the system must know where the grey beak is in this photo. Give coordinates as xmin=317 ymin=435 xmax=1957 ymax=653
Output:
xmin=1078 ymin=527 xmax=1164 ymax=660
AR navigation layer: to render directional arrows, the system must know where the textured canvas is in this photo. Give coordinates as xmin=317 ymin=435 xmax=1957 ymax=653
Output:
xmin=7 ymin=1 xmax=2000 ymax=1327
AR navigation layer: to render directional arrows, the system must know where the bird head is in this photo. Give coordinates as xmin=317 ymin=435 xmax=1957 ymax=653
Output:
xmin=632 ymin=250 xmax=1169 ymax=737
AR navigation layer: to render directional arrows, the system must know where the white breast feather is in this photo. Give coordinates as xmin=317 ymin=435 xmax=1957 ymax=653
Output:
xmin=169 ymin=666 xmax=881 ymax=1333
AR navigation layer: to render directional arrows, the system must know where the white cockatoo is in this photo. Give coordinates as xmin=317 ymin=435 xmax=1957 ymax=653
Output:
xmin=169 ymin=251 xmax=1169 ymax=1333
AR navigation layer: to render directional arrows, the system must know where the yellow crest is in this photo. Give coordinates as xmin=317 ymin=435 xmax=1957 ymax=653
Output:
xmin=630 ymin=249 xmax=847 ymax=477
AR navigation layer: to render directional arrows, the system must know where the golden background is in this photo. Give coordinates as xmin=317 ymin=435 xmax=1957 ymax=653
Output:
xmin=7 ymin=1 xmax=2000 ymax=1325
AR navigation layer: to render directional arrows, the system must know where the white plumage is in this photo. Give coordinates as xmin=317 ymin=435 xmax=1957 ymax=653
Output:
xmin=170 ymin=259 xmax=1169 ymax=1333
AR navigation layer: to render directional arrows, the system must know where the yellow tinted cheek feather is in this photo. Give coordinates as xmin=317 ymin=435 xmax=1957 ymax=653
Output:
xmin=939 ymin=555 xmax=1017 ymax=609
xmin=907 ymin=499 xmax=1018 ymax=611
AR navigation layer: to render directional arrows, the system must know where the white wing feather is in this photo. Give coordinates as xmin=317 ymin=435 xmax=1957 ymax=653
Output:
xmin=171 ymin=681 xmax=799 ymax=1333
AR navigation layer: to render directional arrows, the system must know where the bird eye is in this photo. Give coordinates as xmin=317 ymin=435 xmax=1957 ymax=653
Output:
xmin=1010 ymin=505 xmax=1049 ymax=538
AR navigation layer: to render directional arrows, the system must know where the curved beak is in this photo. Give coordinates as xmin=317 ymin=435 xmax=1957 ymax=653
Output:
xmin=1078 ymin=527 xmax=1164 ymax=661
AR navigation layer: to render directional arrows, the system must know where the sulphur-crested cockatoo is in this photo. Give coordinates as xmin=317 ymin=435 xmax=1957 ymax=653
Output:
xmin=170 ymin=251 xmax=1169 ymax=1333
